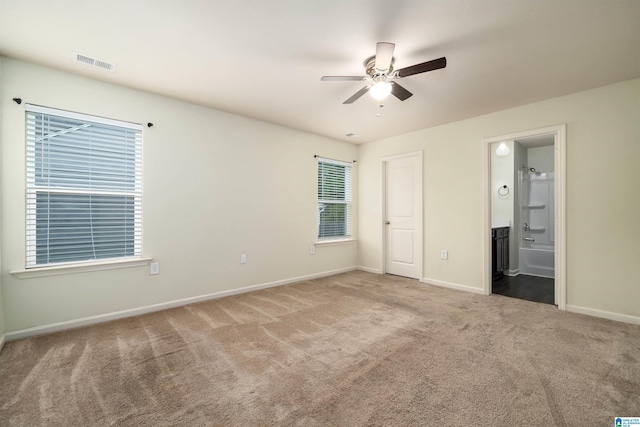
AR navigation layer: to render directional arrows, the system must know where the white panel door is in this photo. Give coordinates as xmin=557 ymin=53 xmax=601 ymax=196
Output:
xmin=385 ymin=154 xmax=422 ymax=279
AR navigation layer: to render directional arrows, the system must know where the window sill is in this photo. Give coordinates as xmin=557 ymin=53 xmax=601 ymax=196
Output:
xmin=10 ymin=257 xmax=153 ymax=279
xmin=315 ymin=238 xmax=356 ymax=247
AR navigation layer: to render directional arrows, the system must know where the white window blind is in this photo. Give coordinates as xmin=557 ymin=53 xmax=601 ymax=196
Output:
xmin=25 ymin=104 xmax=142 ymax=268
xmin=317 ymin=158 xmax=352 ymax=240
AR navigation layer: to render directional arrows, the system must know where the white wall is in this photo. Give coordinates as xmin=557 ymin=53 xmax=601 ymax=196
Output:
xmin=2 ymin=58 xmax=639 ymax=335
xmin=528 ymin=145 xmax=554 ymax=172
xmin=0 ymin=57 xmax=5 ymax=347
xmin=358 ymin=77 xmax=640 ymax=320
xmin=491 ymin=140 xmax=514 ymax=228
xmin=0 ymin=58 xmax=357 ymax=333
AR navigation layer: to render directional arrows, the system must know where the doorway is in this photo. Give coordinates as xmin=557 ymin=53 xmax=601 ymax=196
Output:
xmin=381 ymin=151 xmax=423 ymax=280
xmin=483 ymin=125 xmax=566 ymax=309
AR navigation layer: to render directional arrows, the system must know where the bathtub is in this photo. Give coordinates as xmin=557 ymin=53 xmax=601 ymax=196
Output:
xmin=519 ymin=242 xmax=555 ymax=278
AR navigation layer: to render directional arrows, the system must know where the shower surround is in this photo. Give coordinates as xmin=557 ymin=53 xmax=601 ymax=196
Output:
xmin=519 ymin=170 xmax=555 ymax=278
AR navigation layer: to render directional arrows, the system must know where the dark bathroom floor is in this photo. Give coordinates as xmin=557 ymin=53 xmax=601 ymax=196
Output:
xmin=492 ymin=274 xmax=555 ymax=305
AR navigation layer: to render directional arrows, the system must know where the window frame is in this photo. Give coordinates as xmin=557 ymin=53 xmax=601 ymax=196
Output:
xmin=24 ymin=104 xmax=143 ymax=269
xmin=317 ymin=157 xmax=353 ymax=242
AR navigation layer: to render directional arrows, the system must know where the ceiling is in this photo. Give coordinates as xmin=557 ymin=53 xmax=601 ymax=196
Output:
xmin=515 ymin=134 xmax=555 ymax=148
xmin=1 ymin=1 xmax=639 ymax=144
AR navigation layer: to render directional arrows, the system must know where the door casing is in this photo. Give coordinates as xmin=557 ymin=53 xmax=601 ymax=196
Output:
xmin=482 ymin=125 xmax=566 ymax=309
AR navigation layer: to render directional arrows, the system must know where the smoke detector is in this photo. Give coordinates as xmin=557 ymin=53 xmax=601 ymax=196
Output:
xmin=72 ymin=51 xmax=116 ymax=72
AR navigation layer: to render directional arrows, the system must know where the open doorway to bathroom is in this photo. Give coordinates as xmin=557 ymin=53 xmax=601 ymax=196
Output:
xmin=483 ymin=125 xmax=566 ymax=309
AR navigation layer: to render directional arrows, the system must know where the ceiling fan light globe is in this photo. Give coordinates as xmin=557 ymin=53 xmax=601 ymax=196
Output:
xmin=370 ymin=81 xmax=392 ymax=100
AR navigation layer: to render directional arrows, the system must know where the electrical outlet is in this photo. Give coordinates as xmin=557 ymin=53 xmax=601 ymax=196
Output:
xmin=310 ymin=245 xmax=316 ymax=254
xmin=240 ymin=254 xmax=247 ymax=264
xmin=149 ymin=262 xmax=160 ymax=275
xmin=440 ymin=250 xmax=448 ymax=260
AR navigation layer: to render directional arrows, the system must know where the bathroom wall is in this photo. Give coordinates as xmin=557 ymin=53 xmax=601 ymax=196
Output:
xmin=0 ymin=57 xmax=5 ymax=349
xmin=528 ymin=146 xmax=554 ymax=172
xmin=491 ymin=141 xmax=514 ymax=230
xmin=491 ymin=140 xmax=529 ymax=275
xmin=511 ymin=142 xmax=528 ymax=273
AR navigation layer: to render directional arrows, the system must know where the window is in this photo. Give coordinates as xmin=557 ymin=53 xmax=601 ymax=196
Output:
xmin=25 ymin=105 xmax=142 ymax=268
xmin=317 ymin=158 xmax=352 ymax=240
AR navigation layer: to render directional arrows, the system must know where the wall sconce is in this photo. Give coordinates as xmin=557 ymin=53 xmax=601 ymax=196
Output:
xmin=495 ymin=142 xmax=510 ymax=156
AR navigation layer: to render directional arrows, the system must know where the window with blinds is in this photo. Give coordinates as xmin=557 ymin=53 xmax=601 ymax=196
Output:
xmin=25 ymin=105 xmax=142 ymax=268
xmin=317 ymin=158 xmax=352 ymax=240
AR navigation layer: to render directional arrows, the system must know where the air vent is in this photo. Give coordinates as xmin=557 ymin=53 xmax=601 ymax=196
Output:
xmin=75 ymin=54 xmax=94 ymax=66
xmin=94 ymin=59 xmax=115 ymax=71
xmin=72 ymin=51 xmax=116 ymax=72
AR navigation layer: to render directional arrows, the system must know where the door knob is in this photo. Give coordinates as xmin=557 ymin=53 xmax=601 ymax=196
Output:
xmin=385 ymin=221 xmax=390 ymax=225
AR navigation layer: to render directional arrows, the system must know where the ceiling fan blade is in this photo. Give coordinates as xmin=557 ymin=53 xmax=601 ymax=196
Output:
xmin=343 ymin=85 xmax=373 ymax=104
xmin=375 ymin=42 xmax=395 ymax=72
xmin=390 ymin=82 xmax=413 ymax=101
xmin=396 ymin=57 xmax=446 ymax=78
xmin=321 ymin=76 xmax=366 ymax=82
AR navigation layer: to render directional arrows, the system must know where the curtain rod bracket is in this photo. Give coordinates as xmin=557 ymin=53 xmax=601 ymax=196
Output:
xmin=13 ymin=98 xmax=22 ymax=105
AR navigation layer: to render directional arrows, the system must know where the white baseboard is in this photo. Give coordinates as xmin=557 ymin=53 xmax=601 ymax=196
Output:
xmin=506 ymin=269 xmax=520 ymax=277
xmin=421 ymin=278 xmax=485 ymax=295
xmin=5 ymin=266 xmax=358 ymax=342
xmin=0 ymin=334 xmax=5 ymax=353
xmin=357 ymin=266 xmax=383 ymax=274
xmin=565 ymin=304 xmax=640 ymax=326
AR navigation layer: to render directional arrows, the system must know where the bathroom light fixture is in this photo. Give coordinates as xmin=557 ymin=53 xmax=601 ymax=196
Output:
xmin=369 ymin=80 xmax=392 ymax=100
xmin=496 ymin=142 xmax=510 ymax=156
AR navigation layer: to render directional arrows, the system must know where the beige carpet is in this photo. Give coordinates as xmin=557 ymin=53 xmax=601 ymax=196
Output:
xmin=1 ymin=271 xmax=639 ymax=426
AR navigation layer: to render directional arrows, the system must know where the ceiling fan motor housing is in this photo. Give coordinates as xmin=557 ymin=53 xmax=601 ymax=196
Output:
xmin=365 ymin=55 xmax=394 ymax=77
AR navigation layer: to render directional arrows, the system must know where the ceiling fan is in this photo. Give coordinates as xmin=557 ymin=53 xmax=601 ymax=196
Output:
xmin=321 ymin=42 xmax=446 ymax=104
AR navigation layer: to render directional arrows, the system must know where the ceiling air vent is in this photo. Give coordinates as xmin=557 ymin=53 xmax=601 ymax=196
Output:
xmin=72 ymin=51 xmax=116 ymax=72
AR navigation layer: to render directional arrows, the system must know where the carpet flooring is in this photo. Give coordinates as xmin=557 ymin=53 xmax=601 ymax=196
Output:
xmin=1 ymin=271 xmax=639 ymax=426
